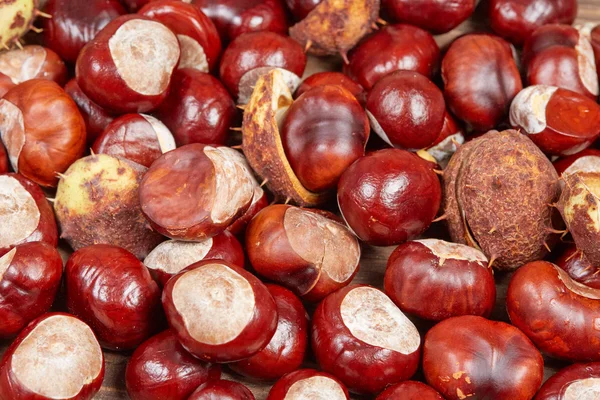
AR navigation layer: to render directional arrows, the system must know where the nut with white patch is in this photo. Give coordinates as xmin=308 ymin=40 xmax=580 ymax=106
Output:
xmin=162 ymin=260 xmax=278 ymax=362
xmin=536 ymin=362 xmax=600 ymax=400
xmin=266 ymin=369 xmax=349 ymax=400
xmin=554 ymin=149 xmax=600 ymax=181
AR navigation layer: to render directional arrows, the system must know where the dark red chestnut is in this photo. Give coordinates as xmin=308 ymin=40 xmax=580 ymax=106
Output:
xmin=294 ymin=71 xmax=365 ymax=104
xmin=337 ymin=149 xmax=441 ymax=246
xmin=507 ymin=260 xmax=600 ymax=361
xmin=266 ymin=369 xmax=349 ymax=400
xmin=381 ymin=0 xmax=475 ymax=34
xmin=425 ymin=111 xmax=465 ymax=167
xmin=0 ymin=173 xmax=58 ymax=255
xmin=284 ymin=0 xmax=321 ymax=21
xmin=555 ymin=244 xmax=600 ymax=290
xmin=229 ymin=284 xmax=308 ymax=380
xmin=226 ymin=186 xmax=269 ymax=236
xmin=121 ymin=0 xmax=150 ymax=11
xmin=346 ymin=24 xmax=440 ymax=90
xmin=376 ymin=381 xmax=444 ymax=400
xmin=366 ymin=70 xmax=445 ymax=149
xmin=0 ymin=313 xmax=104 ymax=400
xmin=41 ymin=0 xmax=126 ymax=63
xmin=76 ymin=15 xmax=180 ymax=114
xmin=154 ymin=69 xmax=237 ymax=146
xmin=0 ymin=79 xmax=86 ymax=187
xmin=442 ymin=34 xmax=522 ymax=131
xmin=139 ymin=0 xmax=221 ymax=72
xmin=423 ymin=315 xmax=544 ymax=400
xmin=188 ymin=380 xmax=255 ymax=400
xmin=92 ymin=113 xmax=176 ymax=167
xmin=126 ymin=329 xmax=222 ymax=400
xmin=162 ymin=260 xmax=278 ymax=362
xmin=65 ymin=244 xmax=162 ymax=351
xmin=144 ymin=230 xmax=245 ymax=287
xmin=554 ymin=148 xmax=600 ymax=176
xmin=535 ymin=362 xmax=600 ymax=399
xmin=0 ymin=242 xmax=62 ymax=338
xmin=0 ymin=144 xmax=7 ymax=173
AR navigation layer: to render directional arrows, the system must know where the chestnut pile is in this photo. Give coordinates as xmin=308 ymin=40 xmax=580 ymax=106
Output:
xmin=2 ymin=0 xmax=600 ymax=399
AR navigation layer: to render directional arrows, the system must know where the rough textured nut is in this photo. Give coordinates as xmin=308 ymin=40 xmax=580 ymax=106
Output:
xmin=266 ymin=369 xmax=349 ymax=400
xmin=535 ymin=362 xmax=600 ymax=400
xmin=0 ymin=0 xmax=37 ymax=49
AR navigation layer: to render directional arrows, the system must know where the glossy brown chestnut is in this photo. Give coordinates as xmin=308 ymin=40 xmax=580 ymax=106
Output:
xmin=0 ymin=173 xmax=58 ymax=255
xmin=535 ymin=362 xmax=600 ymax=399
xmin=345 ymin=24 xmax=440 ymax=90
xmin=0 ymin=79 xmax=86 ymax=187
xmin=266 ymin=369 xmax=349 ymax=400
xmin=162 ymin=260 xmax=278 ymax=362
xmin=0 ymin=144 xmax=7 ymax=173
xmin=425 ymin=111 xmax=465 ymax=167
xmin=522 ymin=24 xmax=581 ymax=66
xmin=555 ymin=244 xmax=600 ymax=289
xmin=246 ymin=205 xmax=360 ymax=301
xmin=284 ymin=0 xmax=321 ymax=21
xmin=442 ymin=34 xmax=522 ymax=131
xmin=153 ymin=69 xmax=237 ymax=146
xmin=229 ymin=285 xmax=308 ymax=380
xmin=366 ymin=70 xmax=445 ymax=149
xmin=0 ymin=242 xmax=62 ymax=338
xmin=76 ymin=15 xmax=180 ymax=114
xmin=294 ymin=71 xmax=365 ymax=104
xmin=508 ymin=260 xmax=600 ymax=361
xmin=188 ymin=380 xmax=255 ymax=400
xmin=381 ymin=0 xmax=475 ymax=34
xmin=385 ymin=239 xmax=496 ymax=321
xmin=337 ymin=148 xmax=441 ymax=246
xmin=42 ymin=0 xmax=126 ymax=63
xmin=144 ymin=230 xmax=245 ymax=287
xmin=554 ymin=148 xmax=600 ymax=176
xmin=226 ymin=186 xmax=269 ymax=236
xmin=65 ymin=244 xmax=163 ymax=351
xmin=92 ymin=113 xmax=176 ymax=167
xmin=376 ymin=381 xmax=444 ymax=400
xmin=139 ymin=0 xmax=221 ymax=72
xmin=0 ymin=313 xmax=104 ymax=400
xmin=125 ymin=329 xmax=222 ymax=400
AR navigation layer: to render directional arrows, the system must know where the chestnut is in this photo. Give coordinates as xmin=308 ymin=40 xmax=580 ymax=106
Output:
xmin=423 ymin=315 xmax=544 ymax=400
xmin=226 ymin=186 xmax=269 ymax=236
xmin=385 ymin=239 xmax=496 ymax=321
xmin=555 ymin=244 xmax=600 ymax=289
xmin=230 ymin=284 xmax=308 ymax=380
xmin=554 ymin=148 xmax=600 ymax=176
xmin=535 ymin=362 xmax=600 ymax=399
xmin=121 ymin=0 xmax=150 ymax=11
xmin=140 ymin=144 xmax=255 ymax=241
xmin=126 ymin=329 xmax=222 ymax=400
xmin=139 ymin=0 xmax=221 ymax=73
xmin=578 ymin=22 xmax=600 ymax=80
xmin=0 ymin=45 xmax=68 ymax=97
xmin=366 ymin=70 xmax=445 ymax=149
xmin=246 ymin=204 xmax=360 ymax=301
xmin=188 ymin=380 xmax=255 ymax=400
xmin=0 ymin=313 xmax=104 ymax=400
xmin=337 ymin=148 xmax=441 ymax=246
xmin=376 ymin=381 xmax=444 ymax=400
xmin=266 ymin=369 xmax=349 ymax=400
xmin=345 ymin=24 xmax=440 ymax=90
xmin=144 ymin=230 xmax=245 ymax=287
xmin=41 ymin=0 xmax=126 ymax=63
xmin=153 ymin=68 xmax=237 ymax=146
xmin=92 ymin=113 xmax=176 ymax=168
xmin=507 ymin=260 xmax=600 ymax=361
xmin=0 ymin=79 xmax=86 ymax=187
xmin=0 ymin=242 xmax=62 ymax=338
xmin=294 ymin=71 xmax=365 ymax=104
xmin=0 ymin=173 xmax=58 ymax=255
xmin=66 ymin=244 xmax=162 ymax=351
xmin=76 ymin=15 xmax=180 ymax=114
xmin=162 ymin=260 xmax=278 ymax=362
xmin=426 ymin=111 xmax=465 ymax=167
xmin=381 ymin=0 xmax=475 ymax=34
xmin=442 ymin=34 xmax=522 ymax=131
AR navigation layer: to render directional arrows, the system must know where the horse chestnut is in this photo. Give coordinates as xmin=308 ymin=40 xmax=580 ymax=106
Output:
xmin=294 ymin=71 xmax=365 ymax=104
xmin=555 ymin=244 xmax=600 ymax=289
xmin=267 ymin=369 xmax=349 ymax=400
xmin=188 ymin=380 xmax=255 ymax=400
xmin=381 ymin=0 xmax=475 ymax=34
xmin=554 ymin=148 xmax=600 ymax=177
xmin=376 ymin=381 xmax=444 ymax=400
xmin=535 ymin=362 xmax=600 ymax=399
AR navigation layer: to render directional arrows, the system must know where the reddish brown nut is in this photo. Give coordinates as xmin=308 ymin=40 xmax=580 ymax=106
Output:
xmin=76 ymin=15 xmax=180 ymax=114
xmin=346 ymin=24 xmax=440 ymax=90
xmin=385 ymin=239 xmax=495 ymax=321
xmin=535 ymin=362 xmax=600 ymax=399
xmin=266 ymin=369 xmax=349 ymax=400
xmin=376 ymin=381 xmax=444 ymax=400
xmin=226 ymin=186 xmax=269 ymax=236
xmin=54 ymin=154 xmax=164 ymax=260
xmin=0 ymin=45 xmax=67 ymax=97
xmin=337 ymin=149 xmax=441 ymax=246
xmin=312 ymin=285 xmax=421 ymax=394
xmin=219 ymin=31 xmax=306 ymax=103
xmin=66 ymin=244 xmax=162 ymax=351
xmin=121 ymin=0 xmax=150 ymax=11
xmin=0 ymin=0 xmax=39 ymax=50
xmin=507 ymin=260 xmax=600 ymax=361
xmin=442 ymin=34 xmax=522 ymax=131
xmin=0 ymin=242 xmax=62 ymax=338
xmin=230 ymin=285 xmax=308 ymax=380
xmin=144 ymin=231 xmax=245 ymax=287
xmin=139 ymin=0 xmax=221 ymax=73
xmin=367 ymin=70 xmax=445 ymax=149
xmin=162 ymin=260 xmax=278 ymax=362
xmin=0 ymin=144 xmax=8 ymax=173
xmin=423 ymin=315 xmax=544 ymax=400
xmin=92 ymin=113 xmax=176 ymax=167
xmin=555 ymin=244 xmax=600 ymax=289
xmin=140 ymin=144 xmax=255 ymax=241
xmin=554 ymin=148 xmax=600 ymax=176
xmin=489 ymin=0 xmax=577 ymax=45
xmin=425 ymin=111 xmax=465 ymax=168
xmin=125 ymin=329 xmax=222 ymax=400
xmin=246 ymin=204 xmax=360 ymax=301
xmin=522 ymin=24 xmax=581 ymax=66
xmin=577 ymin=23 xmax=600 ymax=81
xmin=443 ymin=130 xmax=561 ymax=270
xmin=0 ymin=79 xmax=86 ymax=188
xmin=285 ymin=0 xmax=321 ymax=21
xmin=294 ymin=71 xmax=365 ymax=104
xmin=0 ymin=173 xmax=58 ymax=255
xmin=188 ymin=380 xmax=255 ymax=400
xmin=381 ymin=0 xmax=475 ymax=34
xmin=0 ymin=313 xmax=104 ymax=400
xmin=41 ymin=0 xmax=126 ymax=63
